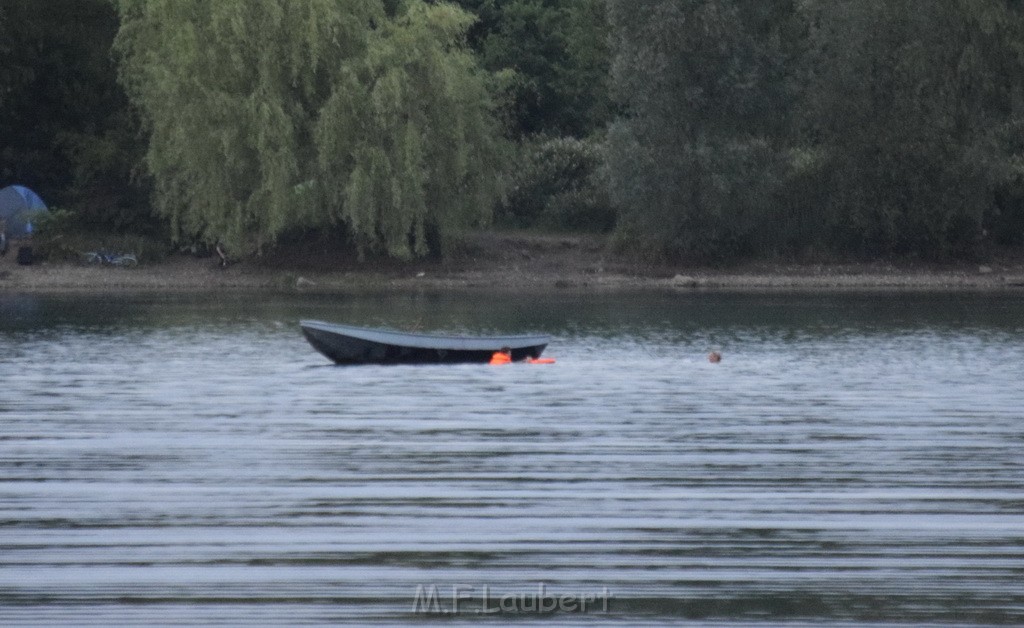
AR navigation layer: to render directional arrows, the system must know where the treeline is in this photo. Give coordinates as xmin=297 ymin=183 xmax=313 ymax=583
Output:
xmin=609 ymin=0 xmax=1024 ymax=260
xmin=2 ymin=0 xmax=1023 ymax=261
xmin=0 ymin=0 xmax=150 ymax=233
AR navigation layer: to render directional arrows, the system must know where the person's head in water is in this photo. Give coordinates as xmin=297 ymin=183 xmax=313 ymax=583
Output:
xmin=708 ymin=351 xmax=722 ymax=363
xmin=500 ymin=347 xmax=511 ymax=357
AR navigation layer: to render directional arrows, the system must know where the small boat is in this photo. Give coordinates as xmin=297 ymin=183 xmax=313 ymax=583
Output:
xmin=300 ymin=320 xmax=550 ymax=365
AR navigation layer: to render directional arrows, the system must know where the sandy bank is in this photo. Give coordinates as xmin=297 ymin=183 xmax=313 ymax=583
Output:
xmin=2 ymin=232 xmax=1024 ymax=294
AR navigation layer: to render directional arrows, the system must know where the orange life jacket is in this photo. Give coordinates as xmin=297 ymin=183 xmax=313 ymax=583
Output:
xmin=489 ymin=351 xmax=512 ymax=365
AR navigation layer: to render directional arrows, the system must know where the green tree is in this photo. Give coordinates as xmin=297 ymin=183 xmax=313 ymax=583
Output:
xmin=0 ymin=6 xmax=11 ymax=111
xmin=499 ymin=136 xmax=614 ymax=231
xmin=0 ymin=0 xmax=147 ymax=230
xmin=795 ymin=0 xmax=1024 ymax=257
xmin=606 ymin=0 xmax=798 ymax=260
xmin=115 ymin=0 xmax=507 ymax=258
xmin=452 ymin=0 xmax=611 ymax=138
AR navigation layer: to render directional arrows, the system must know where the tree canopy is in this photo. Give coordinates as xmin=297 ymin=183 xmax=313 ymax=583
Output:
xmin=606 ymin=0 xmax=798 ymax=259
xmin=453 ymin=0 xmax=611 ymax=138
xmin=115 ymin=0 xmax=507 ymax=257
xmin=794 ymin=0 xmax=1024 ymax=255
xmin=0 ymin=0 xmax=146 ymax=230
xmin=4 ymin=0 xmax=1024 ymax=262
xmin=606 ymin=0 xmax=1024 ymax=260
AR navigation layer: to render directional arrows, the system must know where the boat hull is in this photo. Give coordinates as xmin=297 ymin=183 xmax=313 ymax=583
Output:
xmin=300 ymin=320 xmax=550 ymax=365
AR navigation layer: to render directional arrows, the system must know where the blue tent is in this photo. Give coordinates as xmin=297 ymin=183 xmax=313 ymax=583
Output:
xmin=0 ymin=185 xmax=48 ymax=237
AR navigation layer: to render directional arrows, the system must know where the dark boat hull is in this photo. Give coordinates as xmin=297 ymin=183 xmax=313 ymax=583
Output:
xmin=300 ymin=320 xmax=550 ymax=365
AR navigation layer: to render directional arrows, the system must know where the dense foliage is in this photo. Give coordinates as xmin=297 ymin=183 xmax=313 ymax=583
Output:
xmin=608 ymin=0 xmax=1024 ymax=260
xmin=0 ymin=0 xmax=149 ymax=232
xmin=452 ymin=0 xmax=612 ymax=138
xmin=3 ymin=0 xmax=1024 ymax=261
xmin=607 ymin=0 xmax=797 ymax=260
xmin=500 ymin=136 xmax=614 ymax=232
xmin=114 ymin=0 xmax=507 ymax=258
xmin=791 ymin=0 xmax=1024 ymax=257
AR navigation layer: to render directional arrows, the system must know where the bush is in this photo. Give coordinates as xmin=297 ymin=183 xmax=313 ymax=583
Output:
xmin=32 ymin=209 xmax=171 ymax=263
xmin=499 ymin=136 xmax=616 ymax=232
xmin=608 ymin=127 xmax=792 ymax=262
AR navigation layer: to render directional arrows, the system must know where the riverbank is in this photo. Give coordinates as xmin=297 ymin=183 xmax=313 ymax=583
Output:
xmin=2 ymin=231 xmax=1024 ymax=293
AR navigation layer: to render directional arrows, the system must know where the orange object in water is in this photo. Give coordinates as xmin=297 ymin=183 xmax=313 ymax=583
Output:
xmin=527 ymin=357 xmax=556 ymax=364
xmin=489 ymin=351 xmax=512 ymax=365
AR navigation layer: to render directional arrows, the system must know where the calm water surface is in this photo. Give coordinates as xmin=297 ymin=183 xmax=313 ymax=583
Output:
xmin=1 ymin=291 xmax=1023 ymax=624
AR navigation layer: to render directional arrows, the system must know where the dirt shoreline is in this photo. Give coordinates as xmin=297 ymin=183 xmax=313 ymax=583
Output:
xmin=3 ymin=232 xmax=1024 ymax=294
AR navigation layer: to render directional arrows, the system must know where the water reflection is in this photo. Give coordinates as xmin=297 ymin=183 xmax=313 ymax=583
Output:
xmin=1 ymin=291 xmax=1023 ymax=624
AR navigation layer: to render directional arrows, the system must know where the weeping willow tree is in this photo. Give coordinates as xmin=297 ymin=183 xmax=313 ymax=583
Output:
xmin=114 ymin=0 xmax=507 ymax=258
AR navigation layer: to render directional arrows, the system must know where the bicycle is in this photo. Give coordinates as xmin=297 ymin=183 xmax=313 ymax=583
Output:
xmin=82 ymin=250 xmax=139 ymax=267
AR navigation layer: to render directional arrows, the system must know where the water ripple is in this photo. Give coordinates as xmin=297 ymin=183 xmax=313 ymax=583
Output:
xmin=1 ymin=292 xmax=1023 ymax=624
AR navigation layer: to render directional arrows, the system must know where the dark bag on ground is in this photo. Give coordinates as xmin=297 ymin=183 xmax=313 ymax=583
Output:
xmin=17 ymin=246 xmax=33 ymax=265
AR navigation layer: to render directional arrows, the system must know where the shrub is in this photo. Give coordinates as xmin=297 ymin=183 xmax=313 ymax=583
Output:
xmin=32 ymin=209 xmax=170 ymax=263
xmin=499 ymin=136 xmax=616 ymax=232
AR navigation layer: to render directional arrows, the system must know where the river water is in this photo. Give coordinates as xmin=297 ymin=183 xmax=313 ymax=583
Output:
xmin=1 ymin=290 xmax=1023 ymax=624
